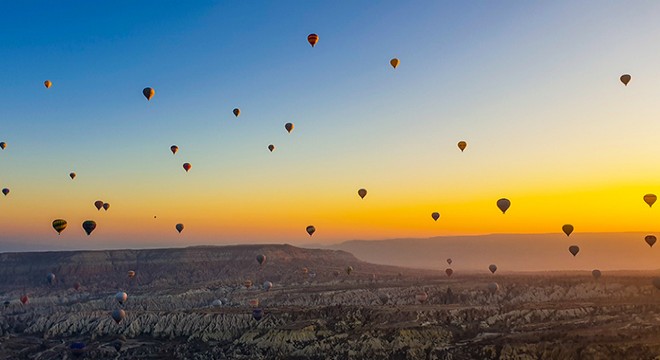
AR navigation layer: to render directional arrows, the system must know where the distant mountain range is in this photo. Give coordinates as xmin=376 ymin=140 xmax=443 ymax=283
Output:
xmin=317 ymin=232 xmax=660 ymax=272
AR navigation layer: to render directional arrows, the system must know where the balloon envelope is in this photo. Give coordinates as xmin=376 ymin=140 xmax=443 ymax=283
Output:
xmin=644 ymin=194 xmax=657 ymax=207
xmin=82 ymin=220 xmax=96 ymax=236
xmin=457 ymin=141 xmax=467 ymax=152
xmin=176 ymin=223 xmax=184 ymax=233
xmin=489 ymin=264 xmax=497 ymax=274
xmin=183 ymin=163 xmax=191 ymax=172
xmin=645 ymin=235 xmax=657 ymax=248
xmin=306 ymin=225 xmax=315 ymax=236
xmin=244 ymin=280 xmax=253 ymax=289
xmin=2 ymin=188 xmax=9 ymax=196
xmin=0 ymin=142 xmax=5 ymax=149
xmin=263 ymin=281 xmax=273 ymax=291
xmin=487 ymin=282 xmax=499 ymax=294
xmin=358 ymin=188 xmax=367 ymax=199
xmin=431 ymin=212 xmax=440 ymax=221
xmin=73 ymin=282 xmax=81 ymax=290
xmin=52 ymin=219 xmax=67 ymax=234
xmin=285 ymin=123 xmax=294 ymax=133
xmin=620 ymin=74 xmax=631 ymax=86
xmin=111 ymin=309 xmax=126 ymax=323
xmin=497 ymin=198 xmax=511 ymax=214
xmin=346 ymin=266 xmax=353 ymax=275
xmin=115 ymin=291 xmax=128 ymax=305
xmin=268 ymin=144 xmax=275 ymax=152
xmin=307 ymin=33 xmax=318 ymax=47
xmin=562 ymin=224 xmax=574 ymax=237
xmin=143 ymin=87 xmax=155 ymax=100
xmin=233 ymin=108 xmax=240 ymax=117
xmin=415 ymin=291 xmax=428 ymax=304
xmin=446 ymin=258 xmax=452 ymax=265
xmin=20 ymin=295 xmax=28 ymax=304
xmin=46 ymin=273 xmax=55 ymax=284
xmin=69 ymin=172 xmax=76 ymax=179
xmin=390 ymin=58 xmax=400 ymax=69
xmin=569 ymin=245 xmax=580 ymax=256
xmin=44 ymin=80 xmax=52 ymax=88
xmin=256 ymin=254 xmax=266 ymax=265
xmin=127 ymin=270 xmax=136 ymax=278
xmin=103 ymin=203 xmax=110 ymax=211
xmin=252 ymin=308 xmax=264 ymax=321
xmin=94 ymin=201 xmax=103 ymax=210
xmin=170 ymin=145 xmax=178 ymax=154
xmin=445 ymin=268 xmax=453 ymax=277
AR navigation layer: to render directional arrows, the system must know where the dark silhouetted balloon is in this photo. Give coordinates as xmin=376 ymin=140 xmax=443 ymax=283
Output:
xmin=268 ymin=144 xmax=275 ymax=152
xmin=497 ymin=198 xmax=511 ymax=214
xmin=620 ymin=74 xmax=631 ymax=86
xmin=645 ymin=235 xmax=657 ymax=248
xmin=263 ymin=281 xmax=272 ymax=291
xmin=346 ymin=266 xmax=353 ymax=275
xmin=143 ymin=87 xmax=155 ymax=101
xmin=252 ymin=308 xmax=264 ymax=321
xmin=358 ymin=188 xmax=367 ymax=199
xmin=390 ymin=58 xmax=400 ymax=69
xmin=256 ymin=254 xmax=266 ymax=265
xmin=128 ymin=270 xmax=136 ymax=279
xmin=487 ymin=282 xmax=499 ymax=294
xmin=489 ymin=264 xmax=497 ymax=274
xmin=52 ymin=219 xmax=67 ymax=235
xmin=2 ymin=188 xmax=8 ymax=196
xmin=457 ymin=141 xmax=467 ymax=152
xmin=644 ymin=194 xmax=657 ymax=207
xmin=431 ymin=212 xmax=440 ymax=221
xmin=446 ymin=258 xmax=452 ymax=265
xmin=94 ymin=200 xmax=103 ymax=210
xmin=445 ymin=268 xmax=453 ymax=277
xmin=307 ymin=33 xmax=318 ymax=47
xmin=111 ymin=309 xmax=126 ymax=324
xmin=592 ymin=269 xmax=601 ymax=280
xmin=170 ymin=145 xmax=178 ymax=154
xmin=285 ymin=123 xmax=294 ymax=133
xmin=0 ymin=142 xmax=5 ymax=150
xmin=176 ymin=223 xmax=184 ymax=233
xmin=183 ymin=163 xmax=191 ymax=172
xmin=233 ymin=108 xmax=240 ymax=117
xmin=569 ymin=245 xmax=580 ymax=256
xmin=562 ymin=224 xmax=574 ymax=237
xmin=103 ymin=203 xmax=110 ymax=211
xmin=69 ymin=172 xmax=76 ymax=180
xmin=70 ymin=342 xmax=86 ymax=357
xmin=306 ymin=225 xmax=315 ymax=236
xmin=82 ymin=220 xmax=96 ymax=236
xmin=46 ymin=273 xmax=55 ymax=284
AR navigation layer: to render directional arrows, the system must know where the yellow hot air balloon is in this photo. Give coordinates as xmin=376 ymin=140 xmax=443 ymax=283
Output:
xmin=644 ymin=194 xmax=657 ymax=207
xmin=390 ymin=58 xmax=400 ymax=69
xmin=457 ymin=141 xmax=467 ymax=152
xmin=620 ymin=74 xmax=631 ymax=86
xmin=562 ymin=224 xmax=574 ymax=237
xmin=307 ymin=33 xmax=319 ymax=47
xmin=52 ymin=219 xmax=67 ymax=235
xmin=44 ymin=80 xmax=52 ymax=89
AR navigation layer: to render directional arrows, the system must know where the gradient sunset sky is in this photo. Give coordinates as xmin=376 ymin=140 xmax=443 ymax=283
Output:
xmin=2 ymin=1 xmax=660 ymax=251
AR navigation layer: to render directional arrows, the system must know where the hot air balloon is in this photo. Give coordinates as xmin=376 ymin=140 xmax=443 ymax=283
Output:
xmin=497 ymin=198 xmax=511 ymax=214
xmin=569 ymin=245 xmax=580 ymax=257
xmin=73 ymin=282 xmax=81 ymax=291
xmin=644 ymin=194 xmax=657 ymax=207
xmin=52 ymin=219 xmax=67 ymax=235
xmin=489 ymin=264 xmax=497 ymax=274
xmin=307 ymin=33 xmax=318 ymax=47
xmin=0 ymin=142 xmax=5 ymax=150
xmin=346 ymin=266 xmax=353 ymax=275
xmin=252 ymin=308 xmax=264 ymax=321
xmin=415 ymin=291 xmax=428 ymax=304
xmin=111 ymin=309 xmax=126 ymax=324
xmin=20 ymin=295 xmax=28 ymax=304
xmin=487 ymin=282 xmax=499 ymax=294
xmin=645 ymin=235 xmax=657 ymax=248
xmin=103 ymin=203 xmax=110 ymax=211
xmin=94 ymin=201 xmax=103 ymax=210
xmin=70 ymin=342 xmax=86 ymax=357
xmin=445 ymin=268 xmax=453 ymax=277
xmin=46 ymin=273 xmax=56 ymax=285
xmin=263 ymin=281 xmax=273 ymax=291
xmin=358 ymin=188 xmax=367 ymax=199
xmin=176 ymin=223 xmax=184 ymax=233
xmin=183 ymin=163 xmax=191 ymax=172
xmin=301 ymin=267 xmax=309 ymax=275
xmin=457 ymin=141 xmax=467 ymax=152
xmin=248 ymin=298 xmax=259 ymax=307
xmin=211 ymin=299 xmax=223 ymax=307
xmin=431 ymin=212 xmax=440 ymax=221
xmin=244 ymin=280 xmax=253 ymax=289
xmin=653 ymin=278 xmax=660 ymax=290
xmin=390 ymin=58 xmax=400 ymax=69
xmin=69 ymin=172 xmax=76 ymax=180
xmin=620 ymin=74 xmax=631 ymax=86
xmin=127 ymin=270 xmax=136 ymax=279
xmin=446 ymin=258 xmax=452 ymax=265
xmin=256 ymin=254 xmax=266 ymax=265
xmin=233 ymin=108 xmax=240 ymax=117
xmin=306 ymin=225 xmax=315 ymax=236
xmin=44 ymin=80 xmax=52 ymax=88
xmin=268 ymin=144 xmax=275 ymax=152
xmin=2 ymin=188 xmax=9 ymax=196
xmin=115 ymin=291 xmax=128 ymax=305
xmin=592 ymin=269 xmax=601 ymax=280
xmin=285 ymin=123 xmax=294 ymax=133
xmin=562 ymin=224 xmax=574 ymax=237
xmin=82 ymin=220 xmax=96 ymax=235
xmin=143 ymin=87 xmax=155 ymax=101
xmin=170 ymin=145 xmax=178 ymax=155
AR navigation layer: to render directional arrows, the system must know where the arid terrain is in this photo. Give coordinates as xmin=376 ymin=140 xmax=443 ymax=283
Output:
xmin=2 ymin=245 xmax=660 ymax=359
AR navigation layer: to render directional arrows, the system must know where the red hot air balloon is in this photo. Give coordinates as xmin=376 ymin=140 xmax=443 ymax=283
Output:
xmin=183 ymin=163 xmax=191 ymax=172
xmin=307 ymin=33 xmax=318 ymax=47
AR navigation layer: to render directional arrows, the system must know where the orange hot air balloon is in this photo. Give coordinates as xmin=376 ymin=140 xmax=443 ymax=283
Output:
xmin=562 ymin=224 xmax=574 ymax=237
xmin=285 ymin=123 xmax=294 ymax=133
xmin=390 ymin=58 xmax=400 ymax=69
xmin=431 ymin=212 xmax=440 ymax=221
xmin=457 ymin=141 xmax=467 ymax=152
xmin=183 ymin=163 xmax=191 ymax=172
xmin=568 ymin=245 xmax=580 ymax=257
xmin=233 ymin=108 xmax=240 ymax=117
xmin=358 ymin=188 xmax=367 ymax=199
xmin=644 ymin=194 xmax=657 ymax=207
xmin=94 ymin=201 xmax=103 ymax=211
xmin=268 ymin=144 xmax=275 ymax=152
xmin=44 ymin=80 xmax=52 ymax=88
xmin=143 ymin=87 xmax=155 ymax=100
xmin=497 ymin=198 xmax=510 ymax=214
xmin=307 ymin=33 xmax=319 ymax=47
xmin=170 ymin=145 xmax=178 ymax=155
xmin=176 ymin=223 xmax=184 ymax=233
xmin=445 ymin=268 xmax=453 ymax=277
xmin=645 ymin=235 xmax=657 ymax=248
xmin=306 ymin=225 xmax=316 ymax=236
xmin=415 ymin=291 xmax=428 ymax=304
xmin=620 ymin=74 xmax=631 ymax=86
xmin=248 ymin=298 xmax=259 ymax=307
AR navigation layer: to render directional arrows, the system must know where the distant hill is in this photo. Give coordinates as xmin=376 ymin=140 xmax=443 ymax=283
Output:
xmin=322 ymin=232 xmax=660 ymax=272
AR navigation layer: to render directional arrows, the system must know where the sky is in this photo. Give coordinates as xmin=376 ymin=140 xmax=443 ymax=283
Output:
xmin=2 ymin=1 xmax=660 ymax=252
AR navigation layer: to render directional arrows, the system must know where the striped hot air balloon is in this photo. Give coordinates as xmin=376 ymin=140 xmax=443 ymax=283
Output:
xmin=307 ymin=33 xmax=318 ymax=47
xmin=52 ymin=219 xmax=67 ymax=235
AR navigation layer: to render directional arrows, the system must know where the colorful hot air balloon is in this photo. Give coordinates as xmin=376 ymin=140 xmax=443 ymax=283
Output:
xmin=44 ymin=80 xmax=52 ymax=88
xmin=285 ymin=123 xmax=294 ymax=133
xmin=170 ymin=145 xmax=178 ymax=155
xmin=445 ymin=268 xmax=453 ymax=277
xmin=620 ymin=74 xmax=631 ymax=86
xmin=645 ymin=235 xmax=657 ymax=248
xmin=69 ymin=172 xmax=76 ymax=180
xmin=0 ymin=142 xmax=5 ymax=150
xmin=268 ymin=144 xmax=275 ymax=152
xmin=487 ymin=282 xmax=499 ymax=294
xmin=644 ymin=194 xmax=657 ymax=207
xmin=446 ymin=258 xmax=452 ymax=265
xmin=431 ymin=212 xmax=440 ymax=221
xmin=415 ymin=291 xmax=428 ymax=304
xmin=46 ymin=273 xmax=56 ymax=284
xmin=143 ymin=87 xmax=155 ymax=101
xmin=233 ymin=108 xmax=240 ymax=117
xmin=569 ymin=245 xmax=580 ymax=257
xmin=497 ymin=198 xmax=511 ymax=214
xmin=82 ymin=220 xmax=96 ymax=235
xmin=390 ymin=58 xmax=400 ymax=69
xmin=562 ymin=224 xmax=574 ymax=237
xmin=263 ymin=281 xmax=273 ymax=291
xmin=256 ymin=254 xmax=266 ymax=265
xmin=20 ymin=295 xmax=28 ymax=304
xmin=592 ymin=269 xmax=601 ymax=280
xmin=52 ymin=219 xmax=67 ymax=235
xmin=248 ymin=298 xmax=259 ymax=307
xmin=358 ymin=188 xmax=367 ymax=199
xmin=457 ymin=141 xmax=467 ymax=152
xmin=306 ymin=225 xmax=315 ymax=236
xmin=183 ymin=163 xmax=191 ymax=172
xmin=103 ymin=203 xmax=110 ymax=211
xmin=115 ymin=291 xmax=128 ymax=305
xmin=252 ymin=308 xmax=264 ymax=321
xmin=127 ymin=270 xmax=136 ymax=279
xmin=489 ymin=264 xmax=497 ymax=274
xmin=307 ymin=33 xmax=318 ymax=47
xmin=94 ymin=201 xmax=103 ymax=210
xmin=2 ymin=188 xmax=9 ymax=196
xmin=176 ymin=223 xmax=184 ymax=233
xmin=111 ymin=309 xmax=126 ymax=324
xmin=346 ymin=266 xmax=353 ymax=275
